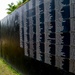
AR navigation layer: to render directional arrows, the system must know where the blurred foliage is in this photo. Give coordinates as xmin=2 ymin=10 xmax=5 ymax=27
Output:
xmin=6 ymin=0 xmax=29 ymax=14
xmin=6 ymin=2 xmax=17 ymax=14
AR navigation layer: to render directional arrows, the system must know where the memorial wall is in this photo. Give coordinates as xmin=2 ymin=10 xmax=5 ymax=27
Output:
xmin=1 ymin=0 xmax=75 ymax=74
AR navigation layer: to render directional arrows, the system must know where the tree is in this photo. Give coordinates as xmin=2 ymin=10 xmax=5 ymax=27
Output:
xmin=23 ymin=0 xmax=26 ymax=3
xmin=6 ymin=3 xmax=17 ymax=14
xmin=6 ymin=0 xmax=29 ymax=14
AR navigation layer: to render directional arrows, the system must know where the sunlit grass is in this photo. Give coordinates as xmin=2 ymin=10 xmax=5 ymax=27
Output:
xmin=0 ymin=58 xmax=21 ymax=75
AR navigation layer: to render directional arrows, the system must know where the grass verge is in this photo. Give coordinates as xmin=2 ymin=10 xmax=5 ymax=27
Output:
xmin=0 ymin=58 xmax=21 ymax=75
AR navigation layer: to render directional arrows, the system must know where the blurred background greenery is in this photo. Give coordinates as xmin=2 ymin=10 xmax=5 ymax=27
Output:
xmin=6 ymin=0 xmax=29 ymax=14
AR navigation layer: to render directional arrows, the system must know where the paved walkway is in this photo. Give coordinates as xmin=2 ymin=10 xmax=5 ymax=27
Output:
xmin=0 ymin=58 xmax=20 ymax=75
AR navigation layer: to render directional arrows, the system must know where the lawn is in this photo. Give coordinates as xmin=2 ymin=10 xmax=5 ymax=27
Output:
xmin=0 ymin=58 xmax=21 ymax=75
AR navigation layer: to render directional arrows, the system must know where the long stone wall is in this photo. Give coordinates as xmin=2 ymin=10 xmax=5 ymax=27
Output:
xmin=0 ymin=0 xmax=75 ymax=74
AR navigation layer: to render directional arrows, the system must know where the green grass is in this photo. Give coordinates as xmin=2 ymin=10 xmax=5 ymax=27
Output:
xmin=0 ymin=58 xmax=21 ymax=75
